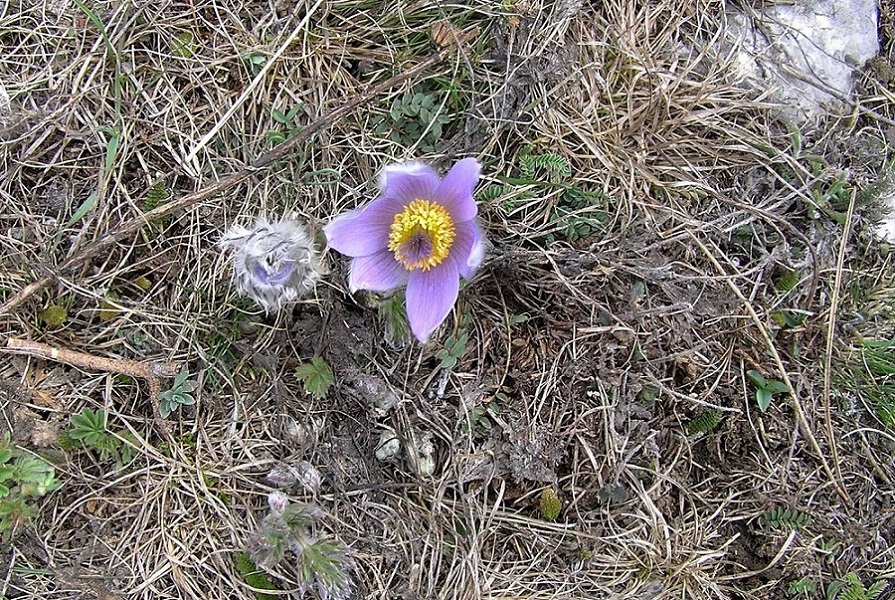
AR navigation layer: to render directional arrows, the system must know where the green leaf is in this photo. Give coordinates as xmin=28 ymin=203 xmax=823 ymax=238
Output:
xmin=295 ymin=356 xmax=334 ymax=399
xmin=285 ymin=104 xmax=303 ymax=122
xmin=267 ymin=130 xmax=286 ymax=143
xmin=756 ymin=388 xmax=773 ymax=412
xmin=173 ymin=368 xmax=191 ymax=391
xmin=271 ymin=109 xmax=288 ymax=123
xmin=234 ymin=553 xmax=278 ymax=600
xmin=172 ymin=31 xmax=194 ymax=58
xmin=765 ymin=380 xmax=790 ymax=394
xmin=771 ymin=311 xmax=805 ymax=328
xmin=101 ymin=126 xmax=120 ymax=172
xmin=686 ymin=410 xmax=723 ymax=435
xmin=746 ymin=370 xmax=767 ymax=388
xmin=69 ymin=408 xmax=107 ymax=445
xmin=66 ymin=190 xmax=98 ymax=229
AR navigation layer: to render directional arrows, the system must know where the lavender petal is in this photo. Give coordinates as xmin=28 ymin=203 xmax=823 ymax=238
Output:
xmin=324 ymin=196 xmax=404 ymax=258
xmin=434 ymin=158 xmax=480 ymax=222
xmin=379 ymin=162 xmax=440 ymax=203
xmin=348 ymin=250 xmax=409 ymax=293
xmin=405 ymin=261 xmax=460 ymax=342
xmin=450 ymin=219 xmax=486 ymax=279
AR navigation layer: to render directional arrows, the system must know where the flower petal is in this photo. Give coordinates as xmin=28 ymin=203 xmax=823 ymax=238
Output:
xmin=450 ymin=219 xmax=487 ymax=279
xmin=435 ymin=158 xmax=480 ymax=222
xmin=348 ymin=250 xmax=408 ymax=293
xmin=405 ymin=260 xmax=459 ymax=343
xmin=324 ymin=196 xmax=404 ymax=257
xmin=379 ymin=162 xmax=440 ymax=203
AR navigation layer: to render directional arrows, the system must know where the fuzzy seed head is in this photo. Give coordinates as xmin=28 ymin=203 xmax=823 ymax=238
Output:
xmin=219 ymin=216 xmax=323 ymax=313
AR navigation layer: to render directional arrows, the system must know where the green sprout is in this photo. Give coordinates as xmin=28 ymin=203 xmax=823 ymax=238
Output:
xmin=372 ymin=86 xmax=452 ymax=152
xmin=65 ymin=407 xmax=135 ymax=465
xmin=0 ymin=435 xmax=58 ymax=540
xmin=437 ymin=330 xmax=469 ymax=370
xmin=267 ymin=104 xmax=304 ymax=144
xmin=539 ymin=488 xmax=562 ymax=521
xmin=826 ymin=572 xmax=887 ymax=600
xmin=245 ymin=492 xmax=354 ymax=600
xmin=158 ymin=366 xmax=197 ymax=418
xmin=746 ymin=370 xmax=790 ymax=412
xmin=296 ymin=356 xmax=334 ymax=399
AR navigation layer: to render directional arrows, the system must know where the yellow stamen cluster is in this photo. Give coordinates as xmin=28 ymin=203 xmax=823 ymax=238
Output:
xmin=388 ymin=199 xmax=455 ymax=271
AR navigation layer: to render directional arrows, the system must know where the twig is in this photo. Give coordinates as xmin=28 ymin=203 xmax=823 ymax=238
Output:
xmin=4 ymin=337 xmax=180 ymax=431
xmin=688 ymin=232 xmax=851 ymax=502
xmin=0 ymin=45 xmax=457 ymax=317
xmin=821 ymin=189 xmax=855 ymax=496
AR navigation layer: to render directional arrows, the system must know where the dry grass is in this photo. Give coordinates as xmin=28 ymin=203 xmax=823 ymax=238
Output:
xmin=1 ymin=1 xmax=894 ymax=599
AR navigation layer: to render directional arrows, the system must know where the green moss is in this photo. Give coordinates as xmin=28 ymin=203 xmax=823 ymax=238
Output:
xmin=234 ymin=553 xmax=277 ymax=600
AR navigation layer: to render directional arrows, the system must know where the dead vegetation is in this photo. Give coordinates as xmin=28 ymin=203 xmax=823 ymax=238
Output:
xmin=1 ymin=1 xmax=893 ymax=599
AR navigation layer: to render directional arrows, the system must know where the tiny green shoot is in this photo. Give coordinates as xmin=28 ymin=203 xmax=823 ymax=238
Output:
xmin=746 ymin=370 xmax=789 ymax=412
xmin=296 ymin=356 xmax=334 ymax=399
xmin=158 ymin=366 xmax=197 ymax=418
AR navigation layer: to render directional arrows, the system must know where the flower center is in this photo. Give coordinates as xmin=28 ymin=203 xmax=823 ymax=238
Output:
xmin=388 ymin=199 xmax=455 ymax=271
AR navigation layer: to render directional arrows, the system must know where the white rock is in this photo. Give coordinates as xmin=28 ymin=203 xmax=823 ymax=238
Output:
xmin=724 ymin=0 xmax=879 ymax=121
xmin=374 ymin=428 xmax=401 ymax=462
xmin=875 ymin=189 xmax=895 ymax=243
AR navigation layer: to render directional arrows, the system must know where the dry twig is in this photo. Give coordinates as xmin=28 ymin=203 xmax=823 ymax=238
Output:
xmin=3 ymin=337 xmax=180 ymax=428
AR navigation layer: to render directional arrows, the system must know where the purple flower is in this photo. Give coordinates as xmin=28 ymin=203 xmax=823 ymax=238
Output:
xmin=325 ymin=159 xmax=486 ymax=342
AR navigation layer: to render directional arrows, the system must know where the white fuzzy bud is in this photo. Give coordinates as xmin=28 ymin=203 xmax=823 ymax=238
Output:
xmin=219 ymin=216 xmax=323 ymax=313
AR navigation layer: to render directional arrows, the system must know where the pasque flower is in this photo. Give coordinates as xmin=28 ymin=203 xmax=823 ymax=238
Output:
xmin=325 ymin=159 xmax=485 ymax=342
xmin=219 ymin=216 xmax=323 ymax=313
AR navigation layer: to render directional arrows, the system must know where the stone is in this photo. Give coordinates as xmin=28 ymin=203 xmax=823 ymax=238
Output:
xmin=725 ymin=0 xmax=879 ymax=122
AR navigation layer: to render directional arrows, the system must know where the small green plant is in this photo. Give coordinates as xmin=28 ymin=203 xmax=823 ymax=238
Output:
xmin=826 ymin=572 xmax=887 ymax=600
xmin=762 ymin=506 xmax=812 ymax=531
xmin=774 ymin=266 xmax=802 ymax=293
xmin=372 ymin=86 xmax=451 ymax=152
xmin=143 ymin=179 xmax=171 ymax=212
xmin=539 ymin=488 xmax=562 ymax=521
xmin=234 ymin=553 xmax=277 ymax=600
xmin=685 ymin=409 xmax=723 ymax=435
xmin=852 ymin=339 xmax=895 ymax=428
xmin=0 ymin=435 xmax=58 ymax=540
xmin=65 ymin=407 xmax=135 ymax=465
xmin=771 ymin=311 xmax=807 ymax=328
xmin=437 ymin=329 xmax=469 ymax=370
xmin=460 ymin=393 xmax=504 ymax=438
xmin=245 ymin=492 xmax=354 ymax=600
xmin=485 ymin=151 xmax=607 ymax=244
xmin=266 ymin=104 xmax=304 ymax=144
xmin=807 ymin=174 xmax=850 ymax=224
xmin=518 ymin=152 xmax=572 ymax=182
xmin=158 ymin=366 xmax=197 ymax=418
xmin=39 ymin=304 xmax=68 ymax=327
xmin=787 ymin=577 xmax=817 ymax=596
xmin=171 ymin=31 xmax=194 ymax=58
xmin=746 ymin=370 xmax=790 ymax=412
xmin=296 ymin=356 xmax=334 ymax=399
xmin=242 ymin=50 xmax=267 ymax=76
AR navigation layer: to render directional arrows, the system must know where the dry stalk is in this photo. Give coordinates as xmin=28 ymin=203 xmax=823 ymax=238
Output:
xmin=687 ymin=231 xmax=850 ymax=503
xmin=821 ymin=189 xmax=855 ymax=498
